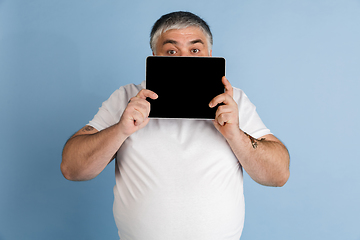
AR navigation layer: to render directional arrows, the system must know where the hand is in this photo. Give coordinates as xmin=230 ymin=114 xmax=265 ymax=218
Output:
xmin=117 ymin=89 xmax=158 ymax=137
xmin=209 ymin=76 xmax=240 ymax=140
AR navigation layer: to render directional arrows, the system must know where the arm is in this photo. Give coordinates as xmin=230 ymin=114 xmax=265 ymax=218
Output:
xmin=226 ymin=132 xmax=289 ymax=187
xmin=61 ymin=89 xmax=158 ymax=181
xmin=209 ymin=77 xmax=290 ymax=187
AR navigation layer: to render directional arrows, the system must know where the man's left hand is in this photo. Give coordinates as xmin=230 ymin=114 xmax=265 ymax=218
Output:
xmin=209 ymin=76 xmax=240 ymax=140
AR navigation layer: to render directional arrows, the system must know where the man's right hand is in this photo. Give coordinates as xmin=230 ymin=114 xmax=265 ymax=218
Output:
xmin=61 ymin=88 xmax=158 ymax=181
xmin=117 ymin=89 xmax=158 ymax=137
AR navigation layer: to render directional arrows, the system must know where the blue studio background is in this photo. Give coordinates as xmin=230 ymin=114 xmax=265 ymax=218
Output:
xmin=1 ymin=0 xmax=359 ymax=239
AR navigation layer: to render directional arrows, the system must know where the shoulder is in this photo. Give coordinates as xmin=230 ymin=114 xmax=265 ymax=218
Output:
xmin=99 ymin=81 xmax=145 ymax=115
xmin=107 ymin=81 xmax=145 ymax=103
xmin=232 ymin=87 xmax=252 ymax=106
xmin=115 ymin=81 xmax=145 ymax=96
xmin=88 ymin=81 xmax=145 ymax=131
xmin=122 ymin=80 xmax=145 ymax=93
xmin=232 ymin=86 xmax=245 ymax=97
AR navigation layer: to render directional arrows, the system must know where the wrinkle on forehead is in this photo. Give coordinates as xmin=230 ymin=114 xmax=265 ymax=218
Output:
xmin=153 ymin=26 xmax=212 ymax=55
xmin=158 ymin=27 xmax=208 ymax=47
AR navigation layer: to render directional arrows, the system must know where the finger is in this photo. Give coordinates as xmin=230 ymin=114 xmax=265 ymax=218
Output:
xmin=209 ymin=93 xmax=234 ymax=108
xmin=136 ymin=117 xmax=150 ymax=127
xmin=130 ymin=108 xmax=147 ymax=126
xmin=136 ymin=89 xmax=158 ymax=100
xmin=215 ymin=112 xmax=227 ymax=126
xmin=215 ymin=104 xmax=233 ymax=116
xmin=126 ymin=96 xmax=151 ymax=121
xmin=215 ymin=112 xmax=235 ymax=126
xmin=128 ymin=96 xmax=149 ymax=111
xmin=222 ymin=76 xmax=233 ymax=98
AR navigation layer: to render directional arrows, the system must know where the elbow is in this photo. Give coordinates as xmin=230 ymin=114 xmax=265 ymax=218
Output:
xmin=61 ymin=144 xmax=77 ymax=181
xmin=259 ymin=167 xmax=290 ymax=187
xmin=255 ymin=169 xmax=290 ymax=187
xmin=60 ymin=158 xmax=84 ymax=181
xmin=60 ymin=158 xmax=95 ymax=181
xmin=60 ymin=161 xmax=76 ymax=181
xmin=61 ymin=146 xmax=86 ymax=181
xmin=274 ymin=151 xmax=290 ymax=187
xmin=274 ymin=169 xmax=290 ymax=187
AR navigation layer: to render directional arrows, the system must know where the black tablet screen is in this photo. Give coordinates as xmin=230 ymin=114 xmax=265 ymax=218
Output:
xmin=146 ymin=56 xmax=225 ymax=119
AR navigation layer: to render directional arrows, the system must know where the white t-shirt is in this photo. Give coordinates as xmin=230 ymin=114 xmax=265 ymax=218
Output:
xmin=88 ymin=81 xmax=271 ymax=240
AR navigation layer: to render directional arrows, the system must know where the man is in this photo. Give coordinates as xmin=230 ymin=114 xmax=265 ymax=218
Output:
xmin=61 ymin=11 xmax=290 ymax=240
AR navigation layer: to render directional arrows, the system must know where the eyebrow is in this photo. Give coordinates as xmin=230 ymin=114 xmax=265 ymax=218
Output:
xmin=189 ymin=39 xmax=205 ymax=45
xmin=162 ymin=39 xmax=178 ymax=46
xmin=162 ymin=39 xmax=205 ymax=46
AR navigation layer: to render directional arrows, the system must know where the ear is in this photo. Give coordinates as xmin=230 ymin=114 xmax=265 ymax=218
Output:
xmin=152 ymin=51 xmax=155 ymax=56
xmin=209 ymin=49 xmax=212 ymax=57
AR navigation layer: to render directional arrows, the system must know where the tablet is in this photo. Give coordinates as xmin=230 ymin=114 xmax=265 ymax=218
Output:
xmin=146 ymin=56 xmax=225 ymax=119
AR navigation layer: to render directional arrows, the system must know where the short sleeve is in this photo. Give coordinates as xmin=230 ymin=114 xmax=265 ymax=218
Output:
xmin=233 ymin=87 xmax=272 ymax=139
xmin=88 ymin=81 xmax=145 ymax=131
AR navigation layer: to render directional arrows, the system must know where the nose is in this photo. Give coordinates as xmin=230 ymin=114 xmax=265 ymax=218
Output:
xmin=178 ymin=50 xmax=191 ymax=57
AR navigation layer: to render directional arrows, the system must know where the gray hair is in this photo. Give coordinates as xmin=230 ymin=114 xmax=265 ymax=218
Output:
xmin=150 ymin=11 xmax=213 ymax=54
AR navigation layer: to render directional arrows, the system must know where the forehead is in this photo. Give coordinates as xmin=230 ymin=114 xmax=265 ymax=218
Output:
xmin=158 ymin=26 xmax=208 ymax=43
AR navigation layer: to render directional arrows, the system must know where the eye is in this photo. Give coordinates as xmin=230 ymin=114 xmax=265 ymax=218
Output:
xmin=167 ymin=50 xmax=177 ymax=55
xmin=191 ymin=48 xmax=200 ymax=54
